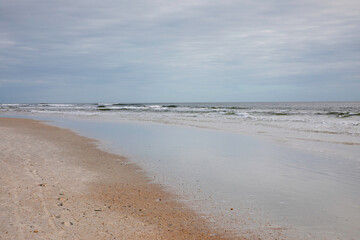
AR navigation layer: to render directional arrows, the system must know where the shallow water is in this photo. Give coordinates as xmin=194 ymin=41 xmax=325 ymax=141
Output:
xmin=8 ymin=114 xmax=358 ymax=240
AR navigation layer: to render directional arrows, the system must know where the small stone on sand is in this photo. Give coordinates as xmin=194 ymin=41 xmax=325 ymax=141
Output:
xmin=61 ymin=221 xmax=73 ymax=226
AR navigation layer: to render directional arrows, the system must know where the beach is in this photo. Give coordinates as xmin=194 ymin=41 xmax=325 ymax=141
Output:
xmin=0 ymin=117 xmax=239 ymax=240
xmin=1 ymin=102 xmax=359 ymax=239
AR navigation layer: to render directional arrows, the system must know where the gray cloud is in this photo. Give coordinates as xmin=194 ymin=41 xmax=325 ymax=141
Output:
xmin=0 ymin=0 xmax=359 ymax=102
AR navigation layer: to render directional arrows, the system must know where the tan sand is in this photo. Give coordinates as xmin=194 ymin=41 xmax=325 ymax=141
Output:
xmin=0 ymin=117 xmax=245 ymax=240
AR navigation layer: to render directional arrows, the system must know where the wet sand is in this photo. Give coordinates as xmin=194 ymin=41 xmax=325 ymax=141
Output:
xmin=0 ymin=117 xmax=243 ymax=239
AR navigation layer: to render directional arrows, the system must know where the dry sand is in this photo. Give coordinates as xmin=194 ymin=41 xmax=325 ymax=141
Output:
xmin=0 ymin=117 xmax=245 ymax=240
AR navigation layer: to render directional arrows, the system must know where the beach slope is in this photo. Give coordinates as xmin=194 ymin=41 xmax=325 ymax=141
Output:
xmin=0 ymin=118 xmax=237 ymax=240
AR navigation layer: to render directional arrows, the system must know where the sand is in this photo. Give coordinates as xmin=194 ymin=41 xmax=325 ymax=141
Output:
xmin=0 ymin=117 xmax=244 ymax=240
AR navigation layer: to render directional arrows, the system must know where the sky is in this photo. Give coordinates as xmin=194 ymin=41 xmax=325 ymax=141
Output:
xmin=0 ymin=0 xmax=359 ymax=103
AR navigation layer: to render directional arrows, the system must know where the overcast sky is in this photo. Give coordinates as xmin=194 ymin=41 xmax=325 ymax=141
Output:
xmin=1 ymin=0 xmax=359 ymax=103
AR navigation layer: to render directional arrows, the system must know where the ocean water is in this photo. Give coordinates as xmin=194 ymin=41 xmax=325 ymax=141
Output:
xmin=2 ymin=102 xmax=359 ymax=161
xmin=1 ymin=102 xmax=360 ymax=239
xmin=1 ymin=102 xmax=359 ymax=138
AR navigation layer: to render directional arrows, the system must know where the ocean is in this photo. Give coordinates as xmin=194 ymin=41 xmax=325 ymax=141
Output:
xmin=1 ymin=102 xmax=359 ymax=239
xmin=1 ymin=101 xmax=359 ymax=137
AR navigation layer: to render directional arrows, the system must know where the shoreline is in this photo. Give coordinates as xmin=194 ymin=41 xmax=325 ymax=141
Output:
xmin=0 ymin=117 xmax=241 ymax=239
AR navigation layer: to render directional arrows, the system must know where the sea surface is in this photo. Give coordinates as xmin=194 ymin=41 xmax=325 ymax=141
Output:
xmin=1 ymin=102 xmax=360 ymax=239
xmin=1 ymin=101 xmax=359 ymax=140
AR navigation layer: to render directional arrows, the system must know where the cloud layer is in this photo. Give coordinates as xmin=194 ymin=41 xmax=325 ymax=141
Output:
xmin=1 ymin=0 xmax=359 ymax=102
